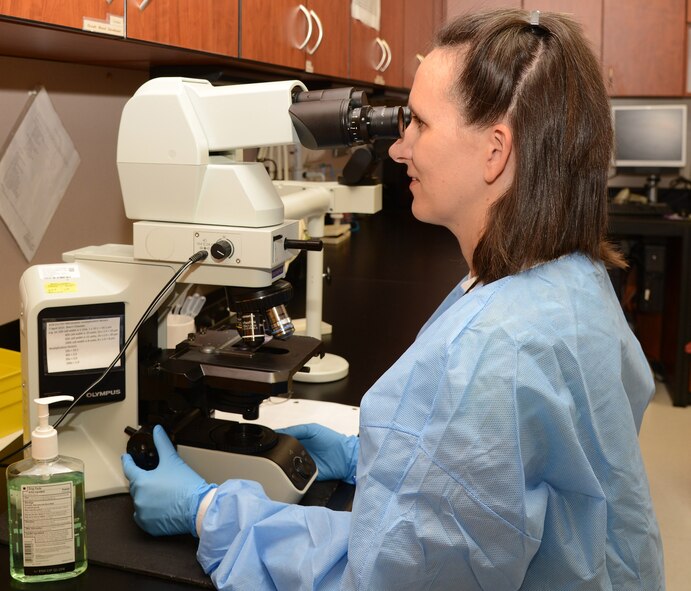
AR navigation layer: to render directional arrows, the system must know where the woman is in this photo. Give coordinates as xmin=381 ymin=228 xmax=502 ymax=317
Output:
xmin=123 ymin=9 xmax=664 ymax=590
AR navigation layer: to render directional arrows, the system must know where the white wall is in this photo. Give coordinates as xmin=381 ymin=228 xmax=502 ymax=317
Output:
xmin=0 ymin=57 xmax=147 ymax=325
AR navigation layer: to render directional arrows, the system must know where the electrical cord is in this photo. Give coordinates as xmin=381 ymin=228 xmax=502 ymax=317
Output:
xmin=0 ymin=249 xmax=208 ymax=467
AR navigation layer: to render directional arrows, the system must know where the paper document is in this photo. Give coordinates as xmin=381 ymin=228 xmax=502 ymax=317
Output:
xmin=0 ymin=87 xmax=80 ymax=261
xmin=351 ymin=0 xmax=380 ymax=31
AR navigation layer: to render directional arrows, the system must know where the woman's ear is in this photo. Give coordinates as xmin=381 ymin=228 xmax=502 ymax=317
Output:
xmin=484 ymin=123 xmax=513 ymax=184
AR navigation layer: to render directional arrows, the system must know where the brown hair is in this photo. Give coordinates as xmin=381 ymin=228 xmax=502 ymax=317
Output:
xmin=435 ymin=9 xmax=625 ymax=283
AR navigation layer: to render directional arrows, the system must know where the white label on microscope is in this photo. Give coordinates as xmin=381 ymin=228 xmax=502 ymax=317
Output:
xmin=38 ymin=264 xmax=80 ymax=281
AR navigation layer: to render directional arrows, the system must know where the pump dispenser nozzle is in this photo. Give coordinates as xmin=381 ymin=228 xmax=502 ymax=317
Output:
xmin=32 ymin=396 xmax=73 ymax=460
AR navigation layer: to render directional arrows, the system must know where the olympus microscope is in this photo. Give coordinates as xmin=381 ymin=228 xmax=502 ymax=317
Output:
xmin=19 ymin=77 xmax=406 ymax=503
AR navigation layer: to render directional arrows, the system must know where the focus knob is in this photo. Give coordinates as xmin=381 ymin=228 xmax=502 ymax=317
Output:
xmin=210 ymin=238 xmax=234 ymax=261
xmin=293 ymin=455 xmax=314 ymax=479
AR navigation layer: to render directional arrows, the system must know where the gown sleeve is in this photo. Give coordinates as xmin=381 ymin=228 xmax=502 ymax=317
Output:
xmin=196 ymin=479 xmax=351 ymax=591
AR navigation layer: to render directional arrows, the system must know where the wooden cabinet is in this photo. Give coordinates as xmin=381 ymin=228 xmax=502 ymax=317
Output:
xmin=126 ymin=0 xmax=238 ymax=56
xmin=350 ymin=0 xmax=405 ymax=87
xmin=403 ymin=0 xmax=443 ymax=88
xmin=305 ymin=0 xmax=350 ymax=78
xmin=378 ymin=0 xmax=405 ymax=87
xmin=602 ymin=0 xmax=685 ymax=96
xmin=347 ymin=7 xmax=381 ymax=85
xmin=240 ymin=0 xmax=349 ymax=79
xmin=0 ymin=0 xmax=124 ymax=35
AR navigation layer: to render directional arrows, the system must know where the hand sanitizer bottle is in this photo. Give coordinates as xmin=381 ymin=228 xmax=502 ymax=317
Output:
xmin=6 ymin=396 xmax=87 ymax=582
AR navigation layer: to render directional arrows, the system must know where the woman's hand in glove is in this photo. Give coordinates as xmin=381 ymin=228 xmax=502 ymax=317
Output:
xmin=277 ymin=423 xmax=358 ymax=484
xmin=122 ymin=425 xmax=216 ymax=537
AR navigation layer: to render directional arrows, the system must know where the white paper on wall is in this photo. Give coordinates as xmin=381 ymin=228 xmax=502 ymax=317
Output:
xmin=351 ymin=0 xmax=381 ymax=31
xmin=0 ymin=87 xmax=80 ymax=261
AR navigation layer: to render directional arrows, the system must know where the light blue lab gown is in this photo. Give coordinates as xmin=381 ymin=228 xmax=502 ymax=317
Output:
xmin=197 ymin=253 xmax=664 ymax=591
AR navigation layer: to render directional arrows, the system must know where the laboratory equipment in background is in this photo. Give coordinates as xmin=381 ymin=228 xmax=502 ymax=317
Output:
xmin=19 ymin=78 xmax=404 ymax=502
xmin=611 ymin=104 xmax=687 ymax=209
xmin=6 ymin=396 xmax=87 ymax=583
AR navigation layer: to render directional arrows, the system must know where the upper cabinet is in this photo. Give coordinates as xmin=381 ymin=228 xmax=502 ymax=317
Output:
xmin=0 ymin=1 xmax=441 ymax=91
xmin=444 ymin=0 xmax=688 ymax=97
xmin=126 ymin=0 xmax=238 ymax=56
xmin=350 ymin=0 xmax=403 ymax=87
xmin=403 ymin=0 xmax=444 ymax=88
xmin=351 ymin=0 xmax=442 ymax=89
xmin=240 ymin=0 xmax=349 ymax=79
xmin=602 ymin=0 xmax=686 ymax=96
xmin=0 ymin=1 xmax=687 ymax=96
xmin=304 ymin=0 xmax=350 ymax=78
xmin=0 ymin=0 xmax=125 ymax=35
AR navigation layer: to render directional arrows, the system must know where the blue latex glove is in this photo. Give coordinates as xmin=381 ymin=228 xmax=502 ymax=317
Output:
xmin=276 ymin=423 xmax=358 ymax=484
xmin=122 ymin=425 xmax=216 ymax=537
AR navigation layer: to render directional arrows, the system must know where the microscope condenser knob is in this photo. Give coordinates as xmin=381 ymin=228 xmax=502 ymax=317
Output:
xmin=210 ymin=238 xmax=234 ymax=261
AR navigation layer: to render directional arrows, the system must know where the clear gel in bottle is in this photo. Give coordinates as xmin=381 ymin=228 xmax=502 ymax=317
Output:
xmin=6 ymin=395 xmax=87 ymax=582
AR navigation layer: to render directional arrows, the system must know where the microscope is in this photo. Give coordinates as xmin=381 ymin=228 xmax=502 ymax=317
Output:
xmin=19 ymin=78 xmax=406 ymax=503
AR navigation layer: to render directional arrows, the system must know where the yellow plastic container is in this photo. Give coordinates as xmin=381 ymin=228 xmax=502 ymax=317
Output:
xmin=0 ymin=348 xmax=22 ymax=438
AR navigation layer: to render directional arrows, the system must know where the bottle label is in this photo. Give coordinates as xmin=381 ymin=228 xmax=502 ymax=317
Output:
xmin=20 ymin=481 xmax=76 ymax=575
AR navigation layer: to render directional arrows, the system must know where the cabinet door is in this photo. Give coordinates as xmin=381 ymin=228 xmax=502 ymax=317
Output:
xmin=523 ymin=0 xmax=602 ymax=60
xmin=241 ymin=0 xmax=349 ymax=78
xmin=379 ymin=0 xmax=405 ymax=87
xmin=350 ymin=0 xmax=404 ymax=86
xmin=0 ymin=0 xmax=124 ymax=34
xmin=240 ymin=0 xmax=306 ymax=70
xmin=350 ymin=14 xmax=380 ymax=84
xmin=602 ymin=0 xmax=685 ymax=96
xmin=403 ymin=0 xmax=443 ymax=88
xmin=126 ymin=0 xmax=238 ymax=56
xmin=304 ymin=0 xmax=350 ymax=79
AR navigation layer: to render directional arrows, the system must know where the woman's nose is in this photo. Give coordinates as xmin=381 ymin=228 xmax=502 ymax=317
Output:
xmin=388 ymin=136 xmax=407 ymax=163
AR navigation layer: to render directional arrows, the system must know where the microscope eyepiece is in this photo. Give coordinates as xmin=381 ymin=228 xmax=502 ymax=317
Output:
xmin=289 ymin=88 xmax=407 ymax=150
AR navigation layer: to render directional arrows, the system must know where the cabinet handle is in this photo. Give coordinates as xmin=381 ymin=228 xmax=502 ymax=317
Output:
xmin=306 ymin=10 xmax=323 ymax=55
xmin=374 ymin=37 xmax=387 ymax=71
xmin=296 ymin=4 xmax=313 ymax=51
xmin=136 ymin=0 xmax=151 ymax=10
xmin=416 ymin=53 xmax=425 ymax=64
xmin=380 ymin=39 xmax=392 ymax=72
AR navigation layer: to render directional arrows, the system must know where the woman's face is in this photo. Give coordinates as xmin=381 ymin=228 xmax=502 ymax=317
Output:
xmin=389 ymin=48 xmax=511 ymax=251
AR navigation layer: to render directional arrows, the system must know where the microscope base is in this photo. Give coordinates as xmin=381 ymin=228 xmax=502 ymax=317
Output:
xmin=291 ymin=317 xmax=333 ymax=336
xmin=294 ymin=353 xmax=349 ymax=383
xmin=177 ymin=433 xmax=317 ymax=504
